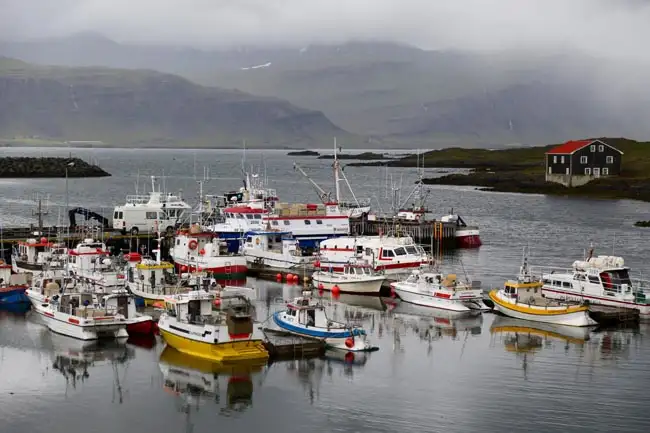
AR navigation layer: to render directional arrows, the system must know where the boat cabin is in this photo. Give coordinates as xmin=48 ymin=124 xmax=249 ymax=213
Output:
xmin=173 ymin=228 xmax=230 ymax=260
xmin=285 ymin=297 xmax=320 ymax=327
xmin=502 ymin=279 xmax=544 ymax=300
xmin=244 ymin=231 xmax=307 ymax=256
xmin=13 ymin=237 xmax=67 ymax=269
xmin=126 ymin=256 xmax=178 ymax=291
xmin=103 ymin=289 xmax=134 ymax=318
xmin=0 ymin=262 xmax=29 ymax=287
xmin=164 ymin=292 xmax=215 ymax=324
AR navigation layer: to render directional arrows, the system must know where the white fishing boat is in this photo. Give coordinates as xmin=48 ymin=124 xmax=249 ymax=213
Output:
xmin=67 ymin=238 xmax=122 ymax=289
xmin=26 ymin=280 xmax=128 ymax=340
xmin=273 ymin=296 xmax=377 ymax=352
xmin=312 ymin=262 xmax=385 ymax=295
xmin=112 ymin=175 xmax=192 ymax=235
xmin=242 ymin=230 xmax=316 ymax=271
xmin=212 ymin=202 xmax=349 ymax=253
xmin=171 ymin=225 xmax=247 ymax=280
xmin=318 ymin=234 xmax=430 ymax=277
xmin=11 ymin=236 xmax=67 ymax=275
xmin=102 ymin=288 xmax=156 ymax=335
xmin=538 ymin=247 xmax=650 ymax=320
xmin=391 ymin=268 xmax=488 ymax=311
xmin=489 ymin=248 xmax=598 ymax=327
xmin=158 ymin=290 xmax=268 ymax=363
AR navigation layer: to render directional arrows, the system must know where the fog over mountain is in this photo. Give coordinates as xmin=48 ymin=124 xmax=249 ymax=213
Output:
xmin=1 ymin=0 xmax=649 ymax=147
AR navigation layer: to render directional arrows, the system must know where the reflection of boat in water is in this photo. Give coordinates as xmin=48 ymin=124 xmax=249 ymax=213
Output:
xmin=323 ymin=348 xmax=369 ymax=366
xmin=314 ymin=291 xmax=387 ymax=311
xmin=158 ymin=346 xmax=264 ymax=415
xmin=490 ymin=315 xmax=592 ymax=349
xmin=389 ymin=300 xmax=483 ymax=336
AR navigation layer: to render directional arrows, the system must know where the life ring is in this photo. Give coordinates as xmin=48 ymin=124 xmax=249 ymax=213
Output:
xmin=188 ymin=240 xmax=198 ymax=250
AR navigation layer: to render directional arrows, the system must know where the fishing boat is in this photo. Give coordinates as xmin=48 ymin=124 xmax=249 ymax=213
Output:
xmin=158 ymin=290 xmax=268 ymax=362
xmin=391 ymin=268 xmax=488 ymax=311
xmin=440 ymin=212 xmax=482 ymax=248
xmin=211 ymin=202 xmax=349 ymax=254
xmin=0 ymin=260 xmax=29 ymax=305
xmin=171 ymin=225 xmax=247 ymax=280
xmin=273 ymin=296 xmax=376 ymax=352
xmin=317 ymin=234 xmax=430 ymax=277
xmin=67 ymin=238 xmax=122 ymax=289
xmin=293 ymin=139 xmax=371 ymax=219
xmin=489 ymin=248 xmax=597 ymax=327
xmin=242 ymin=230 xmax=316 ymax=271
xmin=539 ymin=247 xmax=650 ymax=320
xmin=312 ymin=261 xmax=385 ymax=295
xmin=11 ymin=236 xmax=67 ymax=275
xmin=26 ymin=280 xmax=129 ymax=340
xmin=112 ymin=175 xmax=192 ymax=235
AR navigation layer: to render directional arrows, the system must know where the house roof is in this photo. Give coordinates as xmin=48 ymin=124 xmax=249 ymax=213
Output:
xmin=545 ymin=139 xmax=624 ymax=155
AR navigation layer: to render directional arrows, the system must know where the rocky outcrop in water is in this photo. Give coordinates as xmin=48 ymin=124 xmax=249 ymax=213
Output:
xmin=0 ymin=157 xmax=110 ymax=178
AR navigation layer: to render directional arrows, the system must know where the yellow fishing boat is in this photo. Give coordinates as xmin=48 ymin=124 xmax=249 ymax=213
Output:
xmin=158 ymin=290 xmax=268 ymax=363
xmin=489 ymin=247 xmax=597 ymax=327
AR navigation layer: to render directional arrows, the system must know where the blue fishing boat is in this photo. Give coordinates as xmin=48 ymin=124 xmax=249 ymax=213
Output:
xmin=0 ymin=261 xmax=29 ymax=305
xmin=273 ymin=296 xmax=377 ymax=352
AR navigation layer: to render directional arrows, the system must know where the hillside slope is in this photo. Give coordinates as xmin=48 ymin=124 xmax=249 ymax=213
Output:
xmin=0 ymin=56 xmax=353 ymax=148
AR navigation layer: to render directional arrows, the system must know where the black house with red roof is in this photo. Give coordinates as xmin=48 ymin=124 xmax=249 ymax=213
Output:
xmin=545 ymin=139 xmax=623 ymax=187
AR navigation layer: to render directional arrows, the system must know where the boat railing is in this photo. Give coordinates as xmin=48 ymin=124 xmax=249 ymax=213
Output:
xmin=528 ymin=265 xmax=574 ymax=279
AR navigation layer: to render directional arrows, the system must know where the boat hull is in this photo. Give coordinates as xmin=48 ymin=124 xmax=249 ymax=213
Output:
xmin=29 ymin=304 xmax=129 ymax=340
xmin=0 ymin=287 xmax=29 ymax=305
xmin=312 ymin=273 xmax=384 ymax=294
xmin=489 ymin=290 xmax=597 ymax=327
xmin=245 ymin=251 xmax=313 ymax=271
xmin=126 ymin=316 xmax=157 ymax=335
xmin=456 ymin=229 xmax=482 ymax=248
xmin=393 ymin=286 xmax=485 ymax=312
xmin=272 ymin=312 xmax=371 ymax=351
xmin=173 ymin=261 xmax=248 ymax=280
xmin=159 ymin=328 xmax=268 ymax=363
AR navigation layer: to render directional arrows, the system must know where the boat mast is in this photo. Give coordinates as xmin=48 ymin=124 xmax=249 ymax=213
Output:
xmin=293 ymin=162 xmax=329 ymax=203
xmin=333 ymin=137 xmax=341 ymax=204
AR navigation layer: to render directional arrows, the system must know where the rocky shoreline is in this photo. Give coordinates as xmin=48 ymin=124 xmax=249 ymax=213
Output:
xmin=0 ymin=157 xmax=111 ymax=178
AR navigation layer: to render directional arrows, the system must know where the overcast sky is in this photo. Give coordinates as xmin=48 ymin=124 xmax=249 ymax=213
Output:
xmin=0 ymin=0 xmax=647 ymax=58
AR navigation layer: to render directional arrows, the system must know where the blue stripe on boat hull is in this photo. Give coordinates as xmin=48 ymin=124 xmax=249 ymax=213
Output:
xmin=272 ymin=312 xmax=365 ymax=339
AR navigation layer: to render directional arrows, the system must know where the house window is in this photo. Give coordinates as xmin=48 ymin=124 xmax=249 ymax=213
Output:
xmin=580 ymin=156 xmax=588 ymax=164
xmin=585 ymin=168 xmax=591 ymax=175
xmin=598 ymin=144 xmax=604 ymax=152
xmin=553 ymin=156 xmax=557 ymax=163
xmin=590 ymin=145 xmax=596 ymax=152
xmin=560 ymin=156 xmax=565 ymax=164
xmin=548 ymin=166 xmax=552 ymax=174
xmin=603 ymin=168 xmax=609 ymax=175
xmin=606 ymin=156 xmax=614 ymax=164
xmin=566 ymin=168 xmax=569 ymax=175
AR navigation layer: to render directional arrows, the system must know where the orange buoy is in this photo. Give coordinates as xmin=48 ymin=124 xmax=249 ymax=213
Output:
xmin=345 ymin=337 xmax=354 ymax=348
xmin=199 ymin=248 xmax=205 ymax=256
xmin=180 ymin=265 xmax=188 ymax=272
xmin=286 ymin=273 xmax=293 ymax=282
xmin=40 ymin=237 xmax=48 ymax=244
xmin=293 ymin=275 xmax=300 ymax=283
xmin=331 ymin=285 xmax=341 ymax=295
xmin=318 ymin=283 xmax=324 ymax=290
xmin=213 ymin=298 xmax=222 ymax=307
xmin=276 ymin=273 xmax=282 ymax=280
xmin=314 ymin=260 xmax=320 ymax=268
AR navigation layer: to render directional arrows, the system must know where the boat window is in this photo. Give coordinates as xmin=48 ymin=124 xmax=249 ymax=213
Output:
xmin=552 ymin=280 xmax=561 ymax=286
xmin=237 ymin=214 xmax=244 ymax=219
xmin=275 ymin=236 xmax=282 ymax=243
xmin=304 ymin=220 xmax=311 ymax=225
xmin=145 ymin=211 xmax=157 ymax=220
xmin=176 ymin=239 xmax=180 ymax=246
xmin=588 ymin=276 xmax=600 ymax=284
xmin=246 ymin=215 xmax=253 ymax=220
xmin=382 ymin=249 xmax=395 ymax=258
xmin=542 ymin=278 xmax=550 ymax=284
xmin=316 ymin=220 xmax=323 ymax=225
xmin=405 ymin=246 xmax=418 ymax=255
xmin=246 ymin=237 xmax=252 ymax=243
xmin=365 ymin=248 xmax=373 ymax=256
xmin=254 ymin=215 xmax=262 ymax=220
xmin=114 ymin=211 xmax=119 ymax=219
xmin=306 ymin=309 xmax=315 ymax=326
xmin=416 ymin=246 xmax=426 ymax=255
xmin=394 ymin=247 xmax=407 ymax=256
xmin=272 ymin=221 xmax=279 ymax=226
xmin=356 ymin=246 xmax=363 ymax=254
xmin=283 ymin=220 xmax=290 ymax=226
xmin=562 ymin=281 xmax=571 ymax=288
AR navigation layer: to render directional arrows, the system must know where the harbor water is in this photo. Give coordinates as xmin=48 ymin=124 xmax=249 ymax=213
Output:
xmin=2 ymin=147 xmax=650 ymax=432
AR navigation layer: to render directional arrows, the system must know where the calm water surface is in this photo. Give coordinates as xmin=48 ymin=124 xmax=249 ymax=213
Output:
xmin=1 ymin=147 xmax=650 ymax=432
